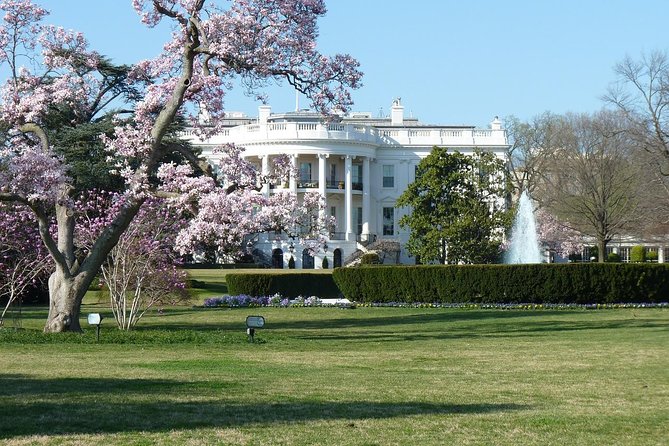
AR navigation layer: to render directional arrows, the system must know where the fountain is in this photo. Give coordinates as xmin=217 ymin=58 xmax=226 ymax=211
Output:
xmin=504 ymin=190 xmax=543 ymax=263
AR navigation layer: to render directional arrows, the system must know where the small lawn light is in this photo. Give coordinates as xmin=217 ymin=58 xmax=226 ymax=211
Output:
xmin=87 ymin=313 xmax=103 ymax=341
xmin=245 ymin=315 xmax=265 ymax=343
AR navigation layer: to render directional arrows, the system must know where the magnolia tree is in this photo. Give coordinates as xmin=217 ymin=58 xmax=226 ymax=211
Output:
xmin=161 ymin=146 xmax=334 ymax=259
xmin=0 ymin=203 xmax=52 ymax=325
xmin=534 ymin=207 xmax=584 ymax=259
xmin=0 ymin=0 xmax=362 ymax=332
xmin=76 ymin=192 xmax=189 ymax=330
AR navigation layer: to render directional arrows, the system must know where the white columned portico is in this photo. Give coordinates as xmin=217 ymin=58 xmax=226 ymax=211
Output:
xmin=345 ymin=155 xmax=354 ymax=241
xmin=318 ymin=154 xmax=327 ymax=221
xmin=362 ymin=156 xmax=371 ymax=237
xmin=260 ymin=155 xmax=270 ymax=198
xmin=290 ymin=154 xmax=298 ymax=193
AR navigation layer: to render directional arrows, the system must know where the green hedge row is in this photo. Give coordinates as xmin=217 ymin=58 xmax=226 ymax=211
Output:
xmin=332 ymin=264 xmax=669 ymax=304
xmin=226 ymin=273 xmax=340 ymax=298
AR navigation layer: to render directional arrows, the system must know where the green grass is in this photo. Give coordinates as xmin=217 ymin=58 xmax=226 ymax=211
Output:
xmin=1 ymin=303 xmax=667 ymax=445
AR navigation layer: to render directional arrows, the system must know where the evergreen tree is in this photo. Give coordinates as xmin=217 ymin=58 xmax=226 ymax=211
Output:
xmin=397 ymin=148 xmax=511 ymax=264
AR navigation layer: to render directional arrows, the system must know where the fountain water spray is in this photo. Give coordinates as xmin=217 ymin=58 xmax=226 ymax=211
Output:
xmin=505 ymin=191 xmax=543 ymax=263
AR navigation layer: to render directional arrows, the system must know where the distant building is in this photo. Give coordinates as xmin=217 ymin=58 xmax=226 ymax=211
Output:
xmin=187 ymin=100 xmax=509 ymax=267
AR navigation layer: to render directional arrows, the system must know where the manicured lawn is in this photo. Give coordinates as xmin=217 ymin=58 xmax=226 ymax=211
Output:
xmin=1 ymin=303 xmax=667 ymax=445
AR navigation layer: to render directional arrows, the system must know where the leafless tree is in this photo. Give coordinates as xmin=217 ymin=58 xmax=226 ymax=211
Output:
xmin=605 ymin=51 xmax=669 ymax=165
xmin=605 ymin=51 xmax=669 ymax=233
xmin=505 ymin=112 xmax=565 ymax=197
xmin=533 ymin=111 xmax=641 ymax=262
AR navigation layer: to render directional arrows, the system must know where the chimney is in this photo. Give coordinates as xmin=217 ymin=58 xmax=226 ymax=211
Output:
xmin=490 ymin=116 xmax=502 ymax=130
xmin=391 ymin=98 xmax=404 ymax=126
xmin=258 ymin=105 xmax=271 ymax=124
xmin=198 ymin=102 xmax=211 ymax=124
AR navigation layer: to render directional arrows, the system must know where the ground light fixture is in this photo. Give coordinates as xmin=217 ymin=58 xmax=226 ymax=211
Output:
xmin=245 ymin=315 xmax=265 ymax=343
xmin=87 ymin=313 xmax=103 ymax=341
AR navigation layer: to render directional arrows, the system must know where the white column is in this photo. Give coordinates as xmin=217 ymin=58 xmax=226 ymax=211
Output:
xmin=345 ymin=155 xmax=354 ymax=241
xmin=290 ymin=154 xmax=298 ymax=193
xmin=659 ymin=247 xmax=665 ymax=263
xmin=362 ymin=156 xmax=371 ymax=237
xmin=260 ymin=155 xmax=270 ymax=198
xmin=318 ymin=154 xmax=327 ymax=222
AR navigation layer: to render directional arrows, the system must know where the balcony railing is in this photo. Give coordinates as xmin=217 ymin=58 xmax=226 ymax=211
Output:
xmin=183 ymin=121 xmax=507 ymax=148
xmin=325 ymin=180 xmax=363 ymax=190
xmin=326 ymin=180 xmax=345 ymax=189
xmin=297 ymin=180 xmax=318 ymax=188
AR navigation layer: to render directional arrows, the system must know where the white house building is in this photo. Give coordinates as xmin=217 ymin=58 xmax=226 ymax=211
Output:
xmin=186 ymin=99 xmax=509 ymax=268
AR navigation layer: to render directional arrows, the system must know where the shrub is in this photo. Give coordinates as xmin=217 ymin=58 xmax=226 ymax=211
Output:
xmin=288 ymin=256 xmax=296 ymax=269
xmin=607 ymin=252 xmax=621 ymax=263
xmin=332 ymin=264 xmax=669 ymax=305
xmin=588 ymin=246 xmax=598 ymax=262
xmin=226 ymin=272 xmax=340 ymax=298
xmin=322 ymin=256 xmax=329 ymax=269
xmin=647 ymin=250 xmax=659 ymax=262
xmin=631 ymin=245 xmax=646 ymax=263
xmin=361 ymin=252 xmax=380 ymax=265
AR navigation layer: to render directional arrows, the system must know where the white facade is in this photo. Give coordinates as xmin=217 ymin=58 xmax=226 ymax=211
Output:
xmin=187 ymin=100 xmax=509 ymax=267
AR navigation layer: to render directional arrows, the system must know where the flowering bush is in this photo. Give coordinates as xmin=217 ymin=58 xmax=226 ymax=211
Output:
xmin=204 ymin=294 xmax=346 ymax=308
xmin=202 ymin=294 xmax=667 ymax=311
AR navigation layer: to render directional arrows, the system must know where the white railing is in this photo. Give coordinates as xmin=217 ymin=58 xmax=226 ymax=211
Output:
xmin=184 ymin=121 xmax=507 ymax=147
xmin=297 ymin=123 xmax=318 ymax=131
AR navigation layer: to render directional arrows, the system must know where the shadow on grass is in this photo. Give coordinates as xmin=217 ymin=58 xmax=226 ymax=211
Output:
xmin=0 ymin=375 xmax=529 ymax=438
xmin=193 ymin=282 xmax=228 ymax=295
xmin=137 ymin=309 xmax=668 ymax=341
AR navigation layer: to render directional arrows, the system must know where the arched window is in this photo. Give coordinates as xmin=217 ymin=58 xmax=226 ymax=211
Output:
xmin=333 ymin=248 xmax=343 ymax=268
xmin=302 ymin=248 xmax=315 ymax=269
xmin=272 ymin=248 xmax=284 ymax=269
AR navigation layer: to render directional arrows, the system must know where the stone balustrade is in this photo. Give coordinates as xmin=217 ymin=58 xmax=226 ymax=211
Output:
xmin=184 ymin=121 xmax=507 ymax=148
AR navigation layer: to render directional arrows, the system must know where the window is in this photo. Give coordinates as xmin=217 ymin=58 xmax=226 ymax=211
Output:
xmin=333 ymin=248 xmax=343 ymax=268
xmin=353 ymin=164 xmax=362 ymax=183
xmin=414 ymin=164 xmax=421 ymax=182
xmin=382 ymin=164 xmax=394 ymax=188
xmin=302 ymin=248 xmax=315 ymax=269
xmin=353 ymin=207 xmax=363 ymax=235
xmin=300 ymin=162 xmax=312 ymax=182
xmin=352 ymin=164 xmax=363 ymax=190
xmin=382 ymin=207 xmax=394 ymax=235
xmin=329 ymin=164 xmax=337 ymax=186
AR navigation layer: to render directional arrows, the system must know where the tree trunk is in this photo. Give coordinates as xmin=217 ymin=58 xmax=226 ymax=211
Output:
xmin=598 ymin=239 xmax=607 ymax=263
xmin=44 ymin=267 xmax=85 ymax=333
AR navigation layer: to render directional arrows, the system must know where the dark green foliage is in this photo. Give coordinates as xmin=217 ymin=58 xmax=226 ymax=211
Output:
xmin=607 ymin=252 xmax=621 ymax=263
xmin=396 ymin=147 xmax=512 ymax=264
xmin=322 ymin=257 xmax=329 ymax=269
xmin=288 ymin=256 xmax=296 ymax=269
xmin=647 ymin=250 xmax=659 ymax=262
xmin=226 ymin=273 xmax=340 ymax=298
xmin=332 ymin=264 xmax=669 ymax=304
xmin=360 ymin=252 xmax=380 ymax=265
xmin=588 ymin=246 xmax=598 ymax=262
xmin=630 ymin=245 xmax=646 ymax=263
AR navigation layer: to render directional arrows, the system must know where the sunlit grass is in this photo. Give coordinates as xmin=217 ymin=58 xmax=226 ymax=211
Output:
xmin=1 ymin=303 xmax=668 ymax=445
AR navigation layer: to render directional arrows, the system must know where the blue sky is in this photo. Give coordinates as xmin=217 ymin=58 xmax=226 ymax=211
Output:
xmin=39 ymin=0 xmax=669 ymax=127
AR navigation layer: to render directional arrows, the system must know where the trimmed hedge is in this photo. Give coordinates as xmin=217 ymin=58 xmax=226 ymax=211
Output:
xmin=631 ymin=245 xmax=646 ymax=263
xmin=332 ymin=264 xmax=669 ymax=304
xmin=226 ymin=272 xmax=340 ymax=298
